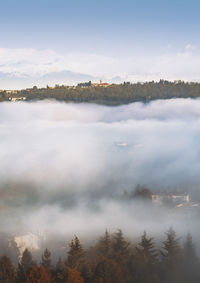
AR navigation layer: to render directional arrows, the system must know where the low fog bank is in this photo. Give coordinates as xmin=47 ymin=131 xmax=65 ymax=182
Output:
xmin=0 ymin=98 xmax=200 ymax=243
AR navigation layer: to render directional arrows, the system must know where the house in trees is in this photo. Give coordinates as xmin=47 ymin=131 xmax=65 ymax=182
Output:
xmin=152 ymin=193 xmax=190 ymax=206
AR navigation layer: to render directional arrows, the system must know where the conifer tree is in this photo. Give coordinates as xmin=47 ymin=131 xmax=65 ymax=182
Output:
xmin=135 ymin=231 xmax=157 ymax=265
xmin=111 ymin=229 xmax=130 ymax=282
xmin=112 ymin=229 xmax=129 ymax=256
xmin=183 ymin=233 xmax=197 ymax=261
xmin=161 ymin=228 xmax=181 ymax=264
xmin=16 ymin=248 xmax=35 ymax=283
xmin=134 ymin=231 xmax=159 ymax=283
xmin=20 ymin=248 xmax=35 ymax=273
xmin=41 ymin=248 xmax=52 ymax=271
xmin=97 ymin=230 xmax=111 ymax=257
xmin=67 ymin=236 xmax=84 ymax=270
xmin=161 ymin=228 xmax=182 ymax=283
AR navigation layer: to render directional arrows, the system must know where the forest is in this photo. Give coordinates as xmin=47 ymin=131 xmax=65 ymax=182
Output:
xmin=2 ymin=80 xmax=200 ymax=105
xmin=0 ymin=228 xmax=199 ymax=283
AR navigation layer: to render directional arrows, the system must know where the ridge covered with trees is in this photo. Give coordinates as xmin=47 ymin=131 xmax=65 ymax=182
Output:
xmin=0 ymin=228 xmax=199 ymax=283
xmin=2 ymin=80 xmax=200 ymax=105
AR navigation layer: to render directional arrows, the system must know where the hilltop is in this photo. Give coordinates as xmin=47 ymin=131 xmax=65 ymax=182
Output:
xmin=1 ymin=80 xmax=200 ymax=105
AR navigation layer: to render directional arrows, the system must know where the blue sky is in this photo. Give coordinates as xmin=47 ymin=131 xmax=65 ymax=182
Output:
xmin=1 ymin=0 xmax=200 ymax=88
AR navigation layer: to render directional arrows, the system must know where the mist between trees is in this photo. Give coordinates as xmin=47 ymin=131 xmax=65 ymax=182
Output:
xmin=0 ymin=99 xmax=200 ymax=283
xmin=0 ymin=228 xmax=199 ymax=283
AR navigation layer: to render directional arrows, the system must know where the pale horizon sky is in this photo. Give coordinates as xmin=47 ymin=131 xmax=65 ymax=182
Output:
xmin=1 ymin=0 xmax=200 ymax=88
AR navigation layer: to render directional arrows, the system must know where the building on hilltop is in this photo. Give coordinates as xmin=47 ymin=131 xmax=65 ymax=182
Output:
xmin=152 ymin=193 xmax=190 ymax=206
xmin=6 ymin=90 xmax=18 ymax=94
xmin=92 ymin=80 xmax=111 ymax=87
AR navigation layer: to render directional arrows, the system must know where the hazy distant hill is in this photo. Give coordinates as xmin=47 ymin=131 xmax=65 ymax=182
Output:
xmin=0 ymin=71 xmax=97 ymax=89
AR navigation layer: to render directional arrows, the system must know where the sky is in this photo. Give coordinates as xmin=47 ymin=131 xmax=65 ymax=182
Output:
xmin=1 ymin=0 xmax=200 ymax=88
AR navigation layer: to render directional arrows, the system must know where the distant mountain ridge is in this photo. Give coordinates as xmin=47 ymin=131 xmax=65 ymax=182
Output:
xmin=0 ymin=71 xmax=123 ymax=90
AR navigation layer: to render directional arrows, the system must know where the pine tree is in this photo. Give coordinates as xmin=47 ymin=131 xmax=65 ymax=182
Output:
xmin=41 ymin=248 xmax=52 ymax=271
xmin=134 ymin=231 xmax=159 ymax=283
xmin=21 ymin=248 xmax=35 ymax=273
xmin=0 ymin=255 xmax=16 ymax=283
xmin=135 ymin=231 xmax=157 ymax=265
xmin=161 ymin=228 xmax=181 ymax=264
xmin=111 ymin=230 xmax=130 ymax=282
xmin=183 ymin=233 xmax=197 ymax=261
xmin=16 ymin=248 xmax=35 ymax=283
xmin=112 ymin=229 xmax=129 ymax=256
xmin=97 ymin=230 xmax=111 ymax=257
xmin=161 ymin=228 xmax=182 ymax=283
xmin=67 ymin=236 xmax=84 ymax=270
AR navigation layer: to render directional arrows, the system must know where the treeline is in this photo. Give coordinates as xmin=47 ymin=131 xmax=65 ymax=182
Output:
xmin=2 ymin=80 xmax=200 ymax=105
xmin=0 ymin=228 xmax=200 ymax=283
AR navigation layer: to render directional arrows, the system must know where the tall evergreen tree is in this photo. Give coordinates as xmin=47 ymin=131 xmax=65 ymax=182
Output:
xmin=135 ymin=231 xmax=157 ymax=264
xmin=183 ymin=233 xmax=197 ymax=261
xmin=161 ymin=228 xmax=181 ymax=263
xmin=161 ymin=228 xmax=182 ymax=283
xmin=16 ymin=248 xmax=35 ymax=283
xmin=111 ymin=230 xmax=130 ymax=282
xmin=134 ymin=231 xmax=159 ymax=283
xmin=41 ymin=248 xmax=52 ymax=271
xmin=21 ymin=248 xmax=35 ymax=273
xmin=67 ymin=236 xmax=84 ymax=270
xmin=97 ymin=230 xmax=111 ymax=257
xmin=112 ymin=229 xmax=129 ymax=256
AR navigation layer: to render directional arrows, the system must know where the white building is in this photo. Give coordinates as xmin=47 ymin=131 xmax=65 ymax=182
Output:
xmin=6 ymin=90 xmax=18 ymax=94
xmin=152 ymin=193 xmax=190 ymax=205
xmin=9 ymin=97 xmax=26 ymax=102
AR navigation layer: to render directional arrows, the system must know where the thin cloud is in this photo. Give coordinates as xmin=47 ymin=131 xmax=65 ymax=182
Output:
xmin=1 ymin=47 xmax=200 ymax=88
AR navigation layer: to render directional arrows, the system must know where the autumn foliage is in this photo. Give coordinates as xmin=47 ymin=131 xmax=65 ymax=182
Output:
xmin=0 ymin=229 xmax=200 ymax=283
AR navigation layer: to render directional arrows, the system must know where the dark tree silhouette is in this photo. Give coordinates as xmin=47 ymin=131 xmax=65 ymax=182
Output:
xmin=67 ymin=236 xmax=84 ymax=270
xmin=41 ymin=248 xmax=52 ymax=271
xmin=161 ymin=228 xmax=182 ymax=283
xmin=134 ymin=231 xmax=159 ymax=283
xmin=97 ymin=230 xmax=111 ymax=257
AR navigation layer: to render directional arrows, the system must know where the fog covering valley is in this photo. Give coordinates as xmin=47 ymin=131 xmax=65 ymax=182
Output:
xmin=1 ymin=98 xmax=200 ymax=256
